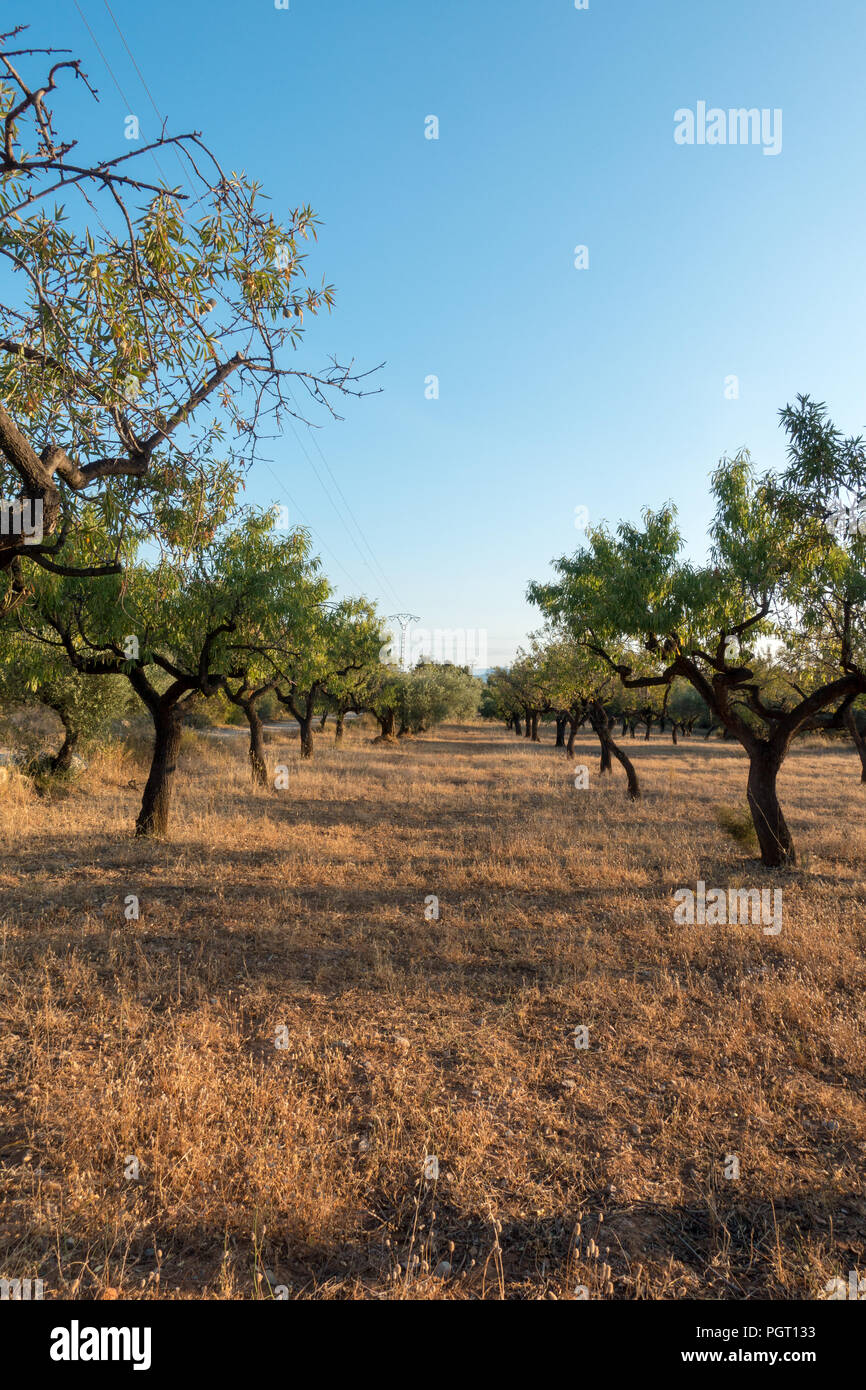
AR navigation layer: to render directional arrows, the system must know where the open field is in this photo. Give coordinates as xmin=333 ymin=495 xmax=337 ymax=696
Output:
xmin=1 ymin=720 xmax=864 ymax=1300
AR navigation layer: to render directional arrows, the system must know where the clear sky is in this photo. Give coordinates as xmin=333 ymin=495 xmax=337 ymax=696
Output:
xmin=28 ymin=0 xmax=866 ymax=665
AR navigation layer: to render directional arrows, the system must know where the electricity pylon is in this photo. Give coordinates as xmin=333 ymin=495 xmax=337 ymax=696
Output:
xmin=386 ymin=613 xmax=420 ymax=670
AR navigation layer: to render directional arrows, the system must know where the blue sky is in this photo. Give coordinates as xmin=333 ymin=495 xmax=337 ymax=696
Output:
xmin=30 ymin=0 xmax=866 ymax=664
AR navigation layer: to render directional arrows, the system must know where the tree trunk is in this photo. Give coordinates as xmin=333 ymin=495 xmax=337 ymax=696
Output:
xmin=590 ymin=702 xmax=639 ymax=799
xmin=531 ymin=713 xmax=540 ymax=742
xmin=844 ymin=705 xmax=866 ymax=783
xmin=746 ymin=744 xmax=795 ymax=866
xmin=50 ymin=708 xmax=79 ymax=773
xmin=513 ymin=715 xmax=522 ymax=736
xmin=671 ymin=722 xmax=678 ymax=745
xmin=299 ymin=712 xmax=314 ymax=759
xmin=555 ymin=715 xmax=566 ymax=748
xmin=378 ymin=710 xmax=396 ymax=739
xmin=524 ymin=710 xmax=532 ymax=739
xmin=335 ymin=713 xmax=345 ymax=744
xmin=136 ymin=709 xmax=183 ymax=837
xmin=566 ymin=716 xmax=578 ymax=759
xmin=644 ymin=717 xmax=652 ymax=740
xmin=244 ymin=701 xmax=269 ymax=787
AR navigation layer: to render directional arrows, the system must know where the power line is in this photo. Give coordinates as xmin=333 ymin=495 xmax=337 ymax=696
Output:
xmin=101 ymin=0 xmax=190 ymax=187
xmin=282 ymin=403 xmax=403 ymax=606
xmin=77 ymin=1 xmax=402 ymax=611
xmin=254 ymin=455 xmax=368 ymax=595
xmin=71 ymin=1 xmax=170 ymax=186
xmin=300 ymin=411 xmax=405 ymax=608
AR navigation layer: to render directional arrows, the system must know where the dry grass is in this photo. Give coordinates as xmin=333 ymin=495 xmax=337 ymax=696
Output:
xmin=1 ymin=719 xmax=864 ymax=1300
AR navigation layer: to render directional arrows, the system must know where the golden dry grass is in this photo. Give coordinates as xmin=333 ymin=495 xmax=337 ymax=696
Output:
xmin=0 ymin=719 xmax=864 ymax=1300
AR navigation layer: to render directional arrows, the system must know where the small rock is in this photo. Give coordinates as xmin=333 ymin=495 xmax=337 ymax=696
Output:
xmin=434 ymin=1261 xmax=451 ymax=1279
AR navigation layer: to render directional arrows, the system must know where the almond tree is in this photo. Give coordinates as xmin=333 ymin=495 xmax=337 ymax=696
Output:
xmin=479 ymin=667 xmax=526 ymax=735
xmin=253 ymin=596 xmax=383 ymax=759
xmin=530 ymin=400 xmax=866 ymax=866
xmin=0 ymin=28 xmax=377 ymax=611
xmin=223 ymin=517 xmax=328 ymax=785
xmin=525 ymin=632 xmax=641 ymax=796
xmin=0 ymin=623 xmax=126 ymax=771
xmin=19 ymin=509 xmax=312 ymax=834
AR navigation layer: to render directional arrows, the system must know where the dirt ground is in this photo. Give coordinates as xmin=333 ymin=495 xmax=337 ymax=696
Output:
xmin=0 ymin=719 xmax=864 ymax=1299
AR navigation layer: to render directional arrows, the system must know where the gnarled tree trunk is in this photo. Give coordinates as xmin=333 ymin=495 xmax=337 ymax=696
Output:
xmin=589 ymin=701 xmax=639 ymax=800
xmin=378 ymin=709 xmax=396 ymax=739
xmin=47 ymin=705 xmax=78 ymax=773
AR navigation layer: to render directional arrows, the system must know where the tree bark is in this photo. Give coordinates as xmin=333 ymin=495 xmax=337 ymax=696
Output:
xmin=335 ymin=713 xmax=345 ymax=744
xmin=298 ymin=712 xmax=314 ymax=759
xmin=524 ymin=709 xmax=532 ymax=739
xmin=844 ymin=705 xmax=866 ymax=783
xmin=50 ymin=708 xmax=79 ymax=773
xmin=566 ymin=716 xmax=578 ymax=759
xmin=530 ymin=713 xmax=540 ymax=742
xmin=746 ymin=744 xmax=794 ymax=866
xmin=136 ymin=708 xmax=183 ymax=837
xmin=245 ymin=701 xmax=269 ymax=786
xmin=554 ymin=715 xmax=566 ymax=747
xmin=589 ymin=701 xmax=639 ymax=799
xmin=228 ymin=691 xmax=269 ymax=786
xmin=513 ymin=715 xmax=522 ymax=736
